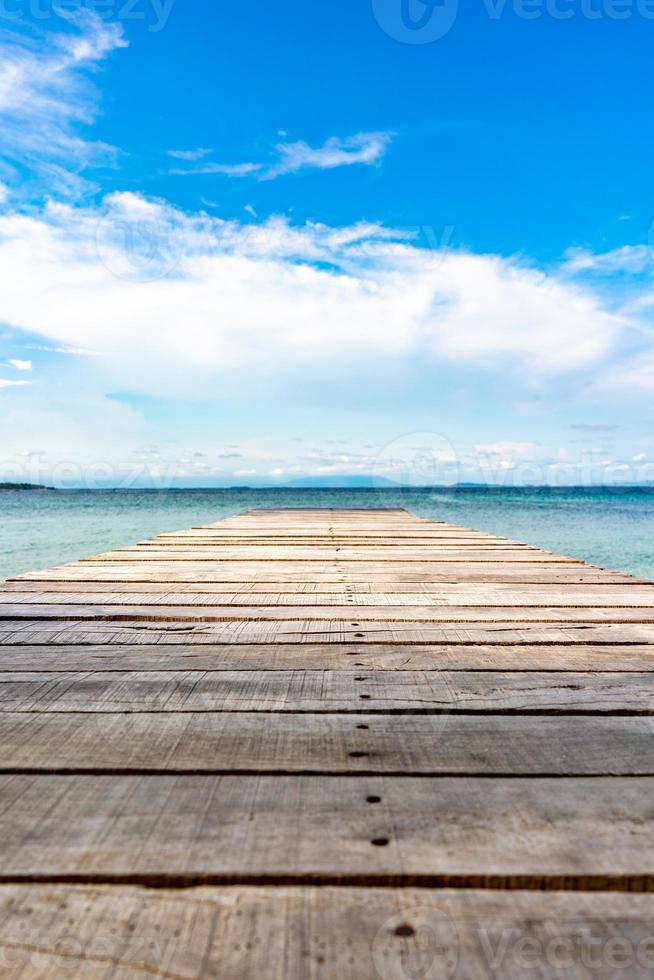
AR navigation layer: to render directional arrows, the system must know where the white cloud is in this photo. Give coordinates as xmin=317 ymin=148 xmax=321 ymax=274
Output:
xmin=170 ymin=131 xmax=393 ymax=181
xmin=171 ymin=161 xmax=262 ymax=177
xmin=26 ymin=344 xmax=101 ymax=356
xmin=167 ymin=148 xmax=212 ymax=161
xmin=475 ymin=441 xmax=538 ymax=458
xmin=0 ymin=12 xmax=127 ymax=196
xmin=603 ymin=351 xmax=654 ymax=391
xmin=7 ymin=358 xmax=31 ymax=370
xmin=563 ymin=245 xmax=652 ymax=275
xmin=263 ymin=131 xmax=393 ymax=179
xmin=0 ymin=379 xmax=30 ymax=388
xmin=0 ymin=192 xmax=630 ymax=404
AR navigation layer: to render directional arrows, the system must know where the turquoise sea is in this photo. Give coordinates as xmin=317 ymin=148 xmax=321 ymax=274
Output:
xmin=1 ymin=487 xmax=653 ymax=582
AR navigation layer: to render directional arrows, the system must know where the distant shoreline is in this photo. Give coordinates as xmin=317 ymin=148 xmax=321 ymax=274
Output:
xmin=2 ymin=483 xmax=653 ymax=492
xmin=0 ymin=483 xmax=54 ymax=491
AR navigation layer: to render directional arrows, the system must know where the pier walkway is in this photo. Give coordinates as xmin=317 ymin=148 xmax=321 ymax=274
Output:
xmin=0 ymin=507 xmax=653 ymax=977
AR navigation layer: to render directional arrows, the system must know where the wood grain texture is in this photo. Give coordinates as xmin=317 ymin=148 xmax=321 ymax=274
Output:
xmin=1 ymin=774 xmax=654 ymax=885
xmin=5 ymin=602 xmax=654 ymax=622
xmin=2 ymin=620 xmax=654 ymax=645
xmin=0 ymin=669 xmax=651 ymax=714
xmin=0 ymin=712 xmax=651 ymax=774
xmin=1 ymin=642 xmax=652 ymax=671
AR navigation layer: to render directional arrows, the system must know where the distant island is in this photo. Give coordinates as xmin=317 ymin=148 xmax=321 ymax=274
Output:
xmin=280 ymin=475 xmax=401 ymax=489
xmin=0 ymin=482 xmax=54 ymax=491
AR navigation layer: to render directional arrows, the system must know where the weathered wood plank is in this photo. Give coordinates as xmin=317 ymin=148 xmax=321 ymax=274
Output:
xmin=0 ymin=774 xmax=653 ymax=885
xmin=14 ymin=565 xmax=638 ymax=584
xmin=81 ymin=549 xmax=579 ymax=563
xmin=5 ymin=587 xmax=654 ymax=606
xmin=2 ymin=620 xmax=654 ymax=644
xmin=4 ymin=603 xmax=654 ymax=623
xmin=1 ymin=885 xmax=654 ymax=979
xmin=0 ymin=670 xmax=651 ymax=713
xmin=1 ymin=643 xmax=653 ymax=672
xmin=0 ymin=713 xmax=651 ymax=774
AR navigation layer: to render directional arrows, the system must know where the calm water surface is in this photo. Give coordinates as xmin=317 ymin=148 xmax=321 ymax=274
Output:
xmin=1 ymin=487 xmax=653 ymax=581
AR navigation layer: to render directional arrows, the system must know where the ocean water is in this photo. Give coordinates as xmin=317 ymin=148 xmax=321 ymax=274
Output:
xmin=0 ymin=486 xmax=653 ymax=582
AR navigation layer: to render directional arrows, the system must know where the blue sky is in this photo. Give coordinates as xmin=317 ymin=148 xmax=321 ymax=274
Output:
xmin=0 ymin=0 xmax=653 ymax=486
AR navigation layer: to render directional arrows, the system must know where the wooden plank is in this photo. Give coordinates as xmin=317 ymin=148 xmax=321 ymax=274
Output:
xmin=5 ymin=586 xmax=654 ymax=605
xmin=14 ymin=565 xmax=639 ymax=584
xmin=0 ymin=713 xmax=651 ymax=774
xmin=1 ymin=885 xmax=654 ymax=980
xmin=3 ymin=620 xmax=654 ymax=644
xmin=0 ymin=669 xmax=651 ymax=713
xmin=81 ymin=549 xmax=579 ymax=563
xmin=1 ymin=642 xmax=653 ymax=672
xmin=0 ymin=774 xmax=653 ymax=886
xmin=5 ymin=602 xmax=654 ymax=623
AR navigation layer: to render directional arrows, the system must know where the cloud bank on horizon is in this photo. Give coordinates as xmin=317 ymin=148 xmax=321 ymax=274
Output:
xmin=0 ymin=11 xmax=653 ymax=487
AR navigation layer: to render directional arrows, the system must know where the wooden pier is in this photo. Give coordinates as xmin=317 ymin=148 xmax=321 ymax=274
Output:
xmin=1 ymin=506 xmax=654 ymax=977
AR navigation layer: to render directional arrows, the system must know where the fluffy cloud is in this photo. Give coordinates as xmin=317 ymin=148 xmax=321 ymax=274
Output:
xmin=0 ymin=192 xmax=631 ymax=402
xmin=0 ymin=192 xmax=633 ymax=402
